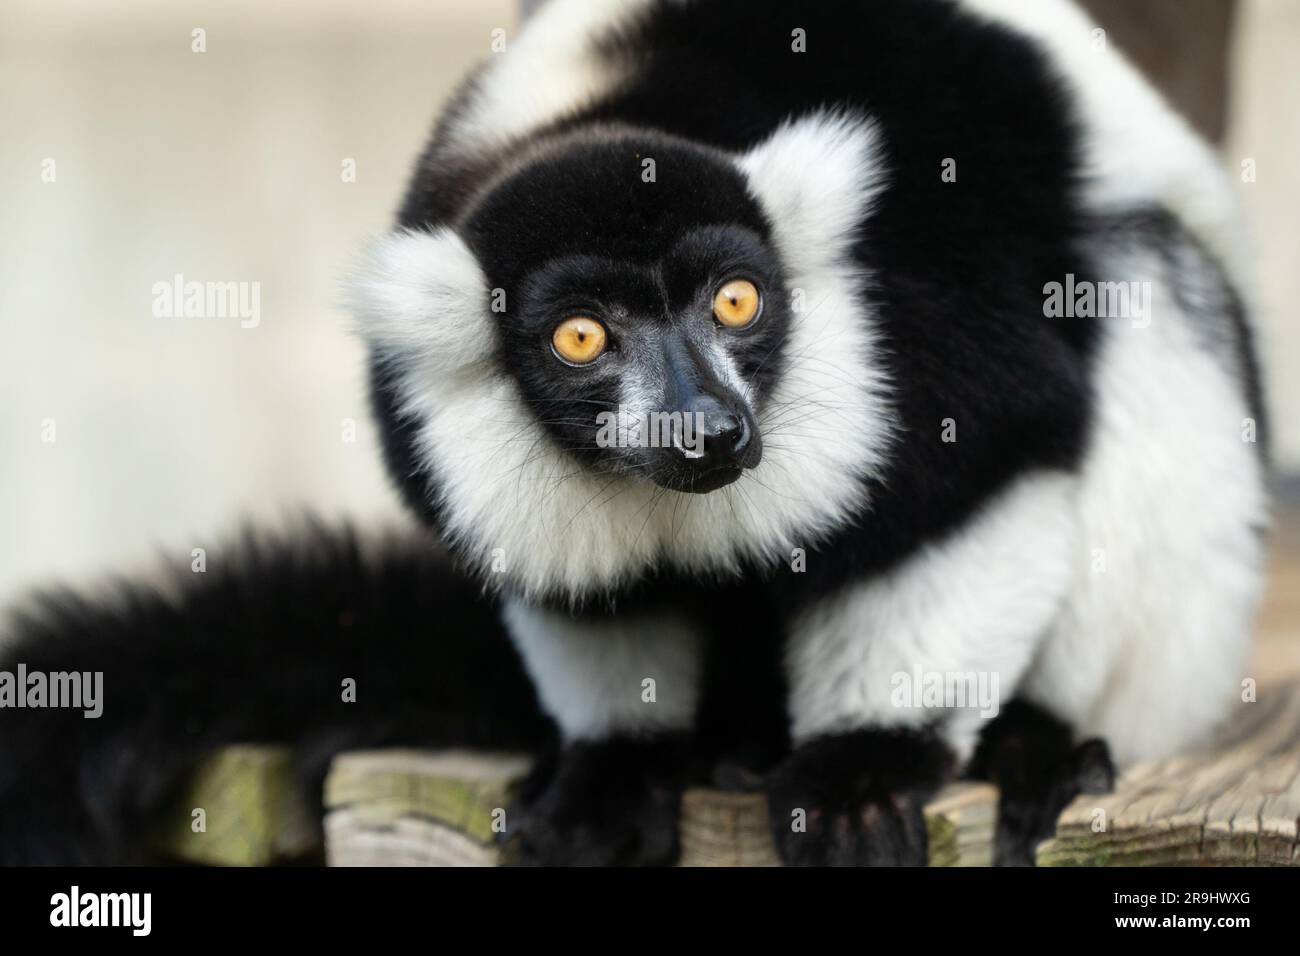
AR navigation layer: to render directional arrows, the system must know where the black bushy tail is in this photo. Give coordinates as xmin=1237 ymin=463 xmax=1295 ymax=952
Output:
xmin=0 ymin=521 xmax=552 ymax=864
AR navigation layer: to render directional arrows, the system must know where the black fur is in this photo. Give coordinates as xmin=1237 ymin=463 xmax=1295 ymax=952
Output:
xmin=0 ymin=530 xmax=798 ymax=864
xmin=461 ymin=128 xmax=791 ymax=491
xmin=0 ymin=523 xmax=553 ymax=864
xmin=766 ymin=728 xmax=956 ymax=866
xmin=968 ymin=699 xmax=1116 ymax=866
xmin=507 ymin=733 xmax=692 ymax=866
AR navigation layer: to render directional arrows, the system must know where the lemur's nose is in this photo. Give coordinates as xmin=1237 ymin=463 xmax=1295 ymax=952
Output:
xmin=680 ymin=394 xmax=761 ymax=470
xmin=697 ymin=401 xmax=748 ymax=457
xmin=657 ymin=332 xmax=762 ymax=488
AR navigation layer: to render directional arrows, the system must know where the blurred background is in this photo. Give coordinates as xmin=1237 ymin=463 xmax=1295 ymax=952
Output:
xmin=0 ymin=0 xmax=1296 ymax=671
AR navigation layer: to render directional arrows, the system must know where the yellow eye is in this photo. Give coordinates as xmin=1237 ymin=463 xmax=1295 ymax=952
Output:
xmin=551 ymin=316 xmax=607 ymax=365
xmin=713 ymin=279 xmax=761 ymax=328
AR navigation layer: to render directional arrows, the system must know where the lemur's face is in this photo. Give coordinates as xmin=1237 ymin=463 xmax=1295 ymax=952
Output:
xmin=355 ymin=115 xmax=892 ymax=598
xmin=459 ymin=133 xmax=789 ymax=494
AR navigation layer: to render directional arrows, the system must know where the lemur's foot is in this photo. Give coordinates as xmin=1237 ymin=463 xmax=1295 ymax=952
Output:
xmin=505 ymin=734 xmax=690 ymax=866
xmin=766 ymin=729 xmax=955 ymax=866
xmin=968 ymin=699 xmax=1116 ymax=866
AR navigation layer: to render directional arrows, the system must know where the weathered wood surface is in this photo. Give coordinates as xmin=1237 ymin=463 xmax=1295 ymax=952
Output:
xmin=678 ymin=781 xmax=998 ymax=868
xmin=324 ymin=751 xmax=532 ymax=867
xmin=321 ymin=751 xmax=997 ymax=867
xmin=151 ymin=745 xmax=317 ymax=866
xmin=1037 ymin=681 xmax=1300 ymax=866
xmin=318 ymin=684 xmax=1300 ymax=867
xmin=160 ymin=681 xmax=1300 ymax=866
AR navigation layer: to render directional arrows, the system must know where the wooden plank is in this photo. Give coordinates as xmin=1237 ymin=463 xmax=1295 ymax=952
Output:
xmin=1038 ymin=682 xmax=1300 ymax=866
xmin=157 ymin=680 xmax=1300 ymax=866
xmin=151 ymin=745 xmax=317 ymax=866
xmin=322 ymin=752 xmax=998 ymax=867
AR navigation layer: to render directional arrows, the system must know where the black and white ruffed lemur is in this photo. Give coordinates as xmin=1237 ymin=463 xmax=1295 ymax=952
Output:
xmin=0 ymin=0 xmax=1268 ymax=866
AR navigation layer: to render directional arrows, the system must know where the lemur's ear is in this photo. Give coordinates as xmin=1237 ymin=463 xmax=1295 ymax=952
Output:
xmin=735 ymin=111 xmax=887 ymax=278
xmin=348 ymin=227 xmax=492 ymax=373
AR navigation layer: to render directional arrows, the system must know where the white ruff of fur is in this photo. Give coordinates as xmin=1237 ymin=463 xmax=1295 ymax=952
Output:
xmin=350 ymin=113 xmax=894 ymax=602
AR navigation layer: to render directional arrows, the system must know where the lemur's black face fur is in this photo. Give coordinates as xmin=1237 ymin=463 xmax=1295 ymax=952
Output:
xmin=460 ymin=131 xmax=789 ymax=493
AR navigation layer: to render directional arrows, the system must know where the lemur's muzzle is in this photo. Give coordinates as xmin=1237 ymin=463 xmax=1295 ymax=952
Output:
xmin=652 ymin=334 xmax=762 ymax=493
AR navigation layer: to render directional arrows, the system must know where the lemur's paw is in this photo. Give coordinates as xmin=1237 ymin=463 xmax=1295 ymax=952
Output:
xmin=968 ymin=700 xmax=1116 ymax=866
xmin=766 ymin=729 xmax=955 ymax=867
xmin=504 ymin=734 xmax=690 ymax=866
xmin=992 ymin=737 xmax=1114 ymax=866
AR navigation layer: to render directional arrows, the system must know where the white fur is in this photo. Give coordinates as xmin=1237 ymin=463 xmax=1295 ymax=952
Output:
xmin=786 ymin=472 xmax=1078 ymax=761
xmin=351 ymin=113 xmax=893 ymax=602
xmin=952 ymin=0 xmax=1267 ymax=766
xmin=1020 ymin=246 xmax=1268 ymax=765
xmin=349 ymin=228 xmax=491 ymax=373
xmin=502 ymin=600 xmax=701 ymax=742
xmin=441 ymin=0 xmax=659 ymax=156
xmin=954 ymin=0 xmax=1251 ymax=291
